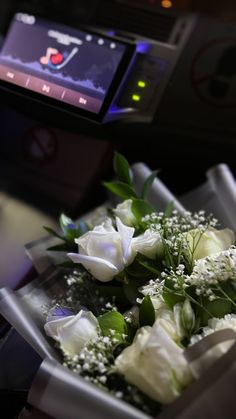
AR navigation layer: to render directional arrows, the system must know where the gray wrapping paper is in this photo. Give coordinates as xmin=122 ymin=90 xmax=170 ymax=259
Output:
xmin=159 ymin=339 xmax=236 ymax=419
xmin=0 ymin=267 xmax=150 ymax=418
xmin=0 ymin=267 xmax=65 ymax=360
xmin=25 ymin=235 xmax=63 ymax=274
xmin=0 ymin=287 xmax=56 ymax=360
xmin=207 ymin=164 xmax=236 ymax=231
xmin=181 ymin=163 xmax=236 ymax=232
xmin=28 ymin=357 xmax=150 ymax=419
xmin=1 ymin=266 xmax=236 ymax=418
xmin=184 ymin=328 xmax=236 ymax=364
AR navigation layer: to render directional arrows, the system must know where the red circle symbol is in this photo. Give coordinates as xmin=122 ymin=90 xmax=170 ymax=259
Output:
xmin=51 ymin=53 xmax=64 ymax=65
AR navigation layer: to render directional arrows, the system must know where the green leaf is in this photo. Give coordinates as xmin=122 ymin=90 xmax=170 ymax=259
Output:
xmin=47 ymin=242 xmax=77 ymax=252
xmin=43 ymin=226 xmax=65 ymax=241
xmin=114 ymin=152 xmax=132 ymax=186
xmin=221 ymin=281 xmax=236 ymax=302
xmin=162 ymin=240 xmax=176 ymax=270
xmin=198 ymin=298 xmax=232 ymax=326
xmin=207 ymin=298 xmax=232 ymax=318
xmin=131 ymin=199 xmax=155 ymax=223
xmin=125 ymin=263 xmax=149 ymax=279
xmin=59 ymin=214 xmax=76 ymax=234
xmin=125 ymin=256 xmax=159 ymax=281
xmin=95 ymin=285 xmax=128 ymax=306
xmin=59 ymin=214 xmax=89 ymax=241
xmin=163 ymin=278 xmax=184 ymax=309
xmin=139 ymin=295 xmax=155 ymax=327
xmin=136 ymin=258 xmax=160 ymax=276
xmin=164 ymin=202 xmax=174 ymax=218
xmin=58 ymin=261 xmax=78 ymax=269
xmin=123 ymin=279 xmax=142 ymax=304
xmin=141 ymin=170 xmax=158 ymax=200
xmin=103 ymin=182 xmax=137 ymax=200
xmin=98 ymin=311 xmax=128 ymax=342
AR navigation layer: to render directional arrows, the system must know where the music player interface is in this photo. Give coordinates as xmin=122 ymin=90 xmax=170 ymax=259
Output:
xmin=0 ymin=13 xmax=127 ymax=114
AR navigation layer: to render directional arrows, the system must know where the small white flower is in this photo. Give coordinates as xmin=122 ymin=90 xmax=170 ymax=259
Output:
xmin=44 ymin=310 xmax=99 ymax=356
xmin=189 ymin=247 xmax=236 ymax=292
xmin=113 ymin=199 xmax=136 ymax=226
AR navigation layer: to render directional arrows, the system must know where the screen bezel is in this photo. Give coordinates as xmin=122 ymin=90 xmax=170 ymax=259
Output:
xmin=0 ymin=14 xmax=136 ymax=123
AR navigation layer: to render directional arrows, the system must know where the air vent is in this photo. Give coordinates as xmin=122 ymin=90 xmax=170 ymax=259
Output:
xmin=93 ymin=1 xmax=176 ymax=42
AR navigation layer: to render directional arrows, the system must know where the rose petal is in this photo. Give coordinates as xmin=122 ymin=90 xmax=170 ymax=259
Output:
xmin=46 ymin=306 xmax=74 ymax=322
xmin=44 ymin=315 xmax=75 ymax=341
xmin=68 ymin=253 xmax=118 ymax=281
xmin=44 ymin=310 xmax=99 ymax=356
xmin=116 ymin=217 xmax=135 ymax=264
xmin=113 ymin=199 xmax=136 ymax=226
xmin=58 ymin=310 xmax=98 ymax=355
xmin=132 ymin=229 xmax=162 ymax=259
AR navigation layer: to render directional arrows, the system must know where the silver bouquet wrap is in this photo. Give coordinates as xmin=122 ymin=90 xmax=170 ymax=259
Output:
xmin=1 ymin=162 xmax=236 ymax=419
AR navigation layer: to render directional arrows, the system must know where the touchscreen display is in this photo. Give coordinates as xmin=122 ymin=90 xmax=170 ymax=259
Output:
xmin=0 ymin=13 xmax=133 ymax=117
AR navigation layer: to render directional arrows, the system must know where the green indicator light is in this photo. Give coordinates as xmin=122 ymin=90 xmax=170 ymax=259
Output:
xmin=132 ymin=94 xmax=141 ymax=102
xmin=138 ymin=80 xmax=146 ymax=88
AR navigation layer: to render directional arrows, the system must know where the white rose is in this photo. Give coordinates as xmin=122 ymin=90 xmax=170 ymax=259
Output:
xmin=113 ymin=199 xmax=136 ymax=226
xmin=115 ymin=321 xmax=192 ymax=404
xmin=68 ymin=218 xmax=135 ymax=282
xmin=184 ymin=228 xmax=235 ymax=261
xmin=132 ymin=229 xmax=162 ymax=259
xmin=44 ymin=310 xmax=99 ymax=356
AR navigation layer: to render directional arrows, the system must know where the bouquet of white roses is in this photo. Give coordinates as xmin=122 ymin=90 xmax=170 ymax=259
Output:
xmin=1 ymin=153 xmax=236 ymax=419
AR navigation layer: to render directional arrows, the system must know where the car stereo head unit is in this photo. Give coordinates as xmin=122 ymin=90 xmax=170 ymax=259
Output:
xmin=0 ymin=13 xmax=135 ymax=122
xmin=0 ymin=12 xmax=196 ymax=124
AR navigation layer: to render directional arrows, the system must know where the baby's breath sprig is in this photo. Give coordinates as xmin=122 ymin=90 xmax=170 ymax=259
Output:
xmin=142 ymin=210 xmax=218 ymax=273
xmin=63 ymin=333 xmax=117 ymax=386
xmin=140 ymin=266 xmax=217 ymax=325
xmin=187 ymin=246 xmax=236 ymax=300
xmin=140 ymin=245 xmax=236 ymax=329
xmin=65 ymin=270 xmax=118 ymax=316
xmin=63 ymin=332 xmax=160 ymax=416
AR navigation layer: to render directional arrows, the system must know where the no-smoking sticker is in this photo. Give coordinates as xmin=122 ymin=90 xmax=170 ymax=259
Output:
xmin=22 ymin=125 xmax=57 ymax=164
xmin=191 ymin=38 xmax=236 ymax=108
